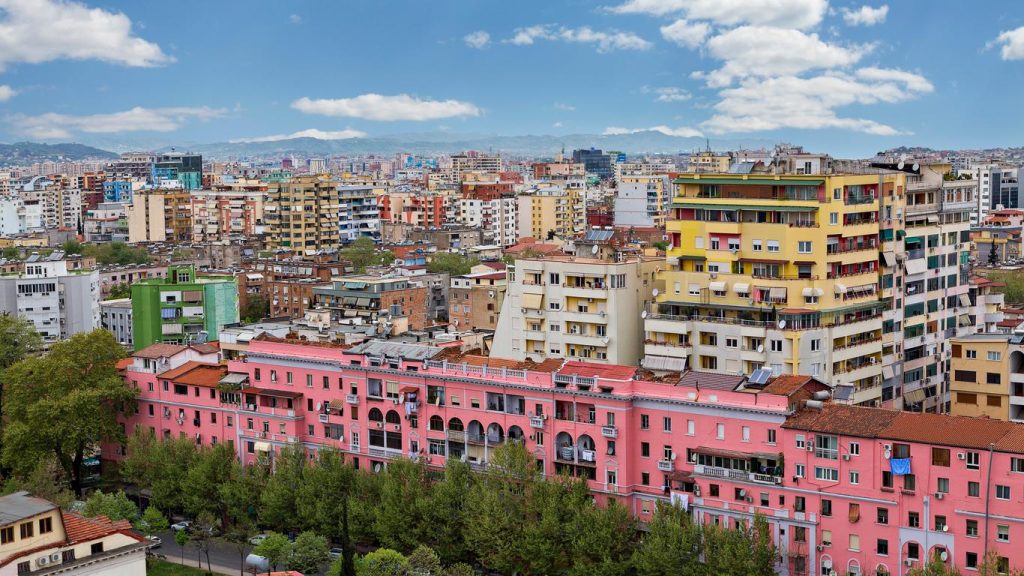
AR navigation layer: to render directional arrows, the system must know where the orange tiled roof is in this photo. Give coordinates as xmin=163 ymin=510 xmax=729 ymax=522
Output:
xmin=762 ymin=375 xmax=818 ymax=396
xmin=783 ymin=404 xmax=900 ymax=438
xmin=157 ymin=361 xmax=226 ymax=387
xmin=62 ymin=512 xmax=141 ymax=544
xmin=133 ymin=343 xmax=187 ymax=359
xmin=115 ymin=358 xmax=133 ymax=370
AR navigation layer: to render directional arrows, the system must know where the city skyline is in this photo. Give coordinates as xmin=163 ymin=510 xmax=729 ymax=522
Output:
xmin=0 ymin=0 xmax=1020 ymax=156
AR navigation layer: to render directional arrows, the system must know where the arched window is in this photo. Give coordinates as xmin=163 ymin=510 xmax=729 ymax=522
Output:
xmin=385 ymin=410 xmax=401 ymax=425
xmin=368 ymin=408 xmax=383 ymax=422
xmin=429 ymin=415 xmax=445 ymax=431
xmin=448 ymin=417 xmax=464 ymax=431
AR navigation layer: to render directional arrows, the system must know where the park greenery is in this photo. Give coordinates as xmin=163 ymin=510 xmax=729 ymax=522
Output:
xmin=241 ymin=294 xmax=270 ymax=323
xmin=80 ymin=241 xmax=152 ymax=265
xmin=426 ymin=252 xmax=480 ymax=276
xmin=342 ymin=237 xmax=396 ymax=273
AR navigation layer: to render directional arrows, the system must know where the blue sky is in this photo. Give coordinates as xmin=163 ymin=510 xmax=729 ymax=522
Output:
xmin=0 ymin=0 xmax=1022 ymax=156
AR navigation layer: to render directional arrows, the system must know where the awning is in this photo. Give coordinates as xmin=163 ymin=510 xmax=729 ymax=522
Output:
xmin=905 ymin=259 xmax=928 ymax=275
xmin=670 ymin=202 xmax=818 ymax=212
xmin=733 ymin=283 xmax=750 ymax=294
xmin=904 ymin=388 xmax=927 ymax=404
xmin=254 ymin=441 xmax=271 ymax=452
xmin=522 ymin=293 xmax=543 ymax=310
xmin=695 ymin=446 xmax=779 ymax=461
xmin=249 ymin=388 xmax=303 ymax=399
xmin=959 ymin=294 xmax=972 ymax=307
xmin=355 ymin=297 xmax=372 ymax=307
xmin=927 ymin=215 xmax=939 ymax=224
xmin=666 ymin=470 xmax=693 ymax=481
xmin=739 ymin=258 xmax=788 ymax=264
xmin=802 ymin=287 xmax=815 ymax=297
xmin=882 ymin=365 xmax=895 ymax=380
xmin=245 ymin=273 xmax=264 ymax=281
xmin=219 ymin=373 xmax=249 ymax=385
xmin=882 ymin=252 xmax=896 ymax=267
xmin=673 ymin=177 xmax=824 ymax=186
xmin=769 ymin=287 xmax=787 ymax=300
xmin=400 ymin=386 xmax=419 ymax=394
xmin=959 ymin=315 xmax=972 ymax=327
xmin=834 ymin=283 xmax=847 ymax=294
xmin=709 ymin=281 xmax=726 ymax=292
xmin=678 ymin=255 xmax=707 ymax=261
xmin=329 ymin=399 xmax=346 ymax=410
xmin=641 ymin=356 xmax=689 ymax=372
xmin=342 ymin=297 xmax=357 ymax=306
xmin=814 ymin=288 xmax=824 ymax=297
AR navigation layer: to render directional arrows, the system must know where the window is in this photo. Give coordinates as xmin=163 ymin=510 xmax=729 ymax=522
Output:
xmin=935 ymin=515 xmax=947 ymax=531
xmin=793 ymin=526 xmax=806 ymax=542
xmin=752 ymin=239 xmax=763 ymax=251
xmin=91 ymin=542 xmax=104 ymax=554
xmin=767 ymin=429 xmax=776 ymax=444
xmin=795 ymin=464 xmax=805 ymax=478
xmin=797 ymin=241 xmax=812 ymax=253
xmin=966 ymin=451 xmax=980 ymax=470
xmin=907 ymin=543 xmax=920 ymax=561
xmin=795 ymin=434 xmax=806 ymax=449
xmin=903 ymin=474 xmax=916 ymax=492
xmin=815 ymin=467 xmax=838 ymax=481
xmin=849 ymin=442 xmax=860 ymax=456
xmin=997 ymin=485 xmax=1010 ymax=500
xmin=877 ymin=508 xmax=888 ymax=524
xmin=988 ymin=373 xmax=1002 ymax=385
xmin=716 ymin=424 xmax=725 ymax=440
xmin=663 ymin=417 xmax=672 ymax=432
xmin=709 ymin=484 xmax=719 ymax=497
xmin=966 ymin=519 xmax=979 ymax=537
xmin=0 ymin=526 xmax=13 ymax=544
xmin=849 ymin=534 xmax=860 ymax=551
xmin=770 ymin=339 xmax=783 ymax=352
xmin=829 ymin=212 xmax=838 ymax=225
xmin=810 ymin=338 xmax=821 ymax=352
xmin=966 ymin=350 xmax=978 ymax=359
xmin=19 ymin=522 xmax=33 ymax=539
xmin=849 ymin=470 xmax=859 ymax=484
xmin=641 ymin=442 xmax=650 ymax=458
xmin=767 ymin=240 xmax=780 ymax=252
xmin=908 ymin=512 xmax=920 ymax=528
xmin=641 ymin=472 xmax=649 ymax=486
xmin=937 ymin=477 xmax=949 ymax=494
xmin=17 ymin=562 xmax=29 ymax=575
xmin=815 ymin=434 xmax=838 ymax=459
xmin=687 ymin=420 xmax=695 ymax=436
xmin=794 ymin=496 xmax=805 ymax=512
xmin=892 ymin=443 xmax=911 ymax=459
xmin=549 ymin=273 xmax=560 ymax=285
xmin=877 ymin=539 xmax=889 ymax=556
xmin=997 ymin=524 xmax=1009 ymax=542
xmin=822 ymin=529 xmax=832 ymax=546
xmin=688 ymin=284 xmax=700 ymax=296
xmin=932 ymin=447 xmax=950 ymax=467
xmin=822 ymin=499 xmax=832 ymax=516
xmin=966 ymin=552 xmax=978 ymax=570
xmin=742 ymin=426 xmax=750 ymax=442
xmin=968 ymin=481 xmax=980 ymax=497
xmin=726 ymin=337 xmax=738 ymax=348
xmin=988 ymin=351 xmax=1002 ymax=361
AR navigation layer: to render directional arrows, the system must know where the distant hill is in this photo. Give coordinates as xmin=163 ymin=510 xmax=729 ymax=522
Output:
xmin=179 ymin=131 xmax=772 ymax=159
xmin=0 ymin=142 xmax=117 ymax=165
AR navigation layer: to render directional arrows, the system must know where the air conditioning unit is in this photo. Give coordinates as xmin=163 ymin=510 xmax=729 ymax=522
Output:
xmin=816 ymin=545 xmax=824 ymax=552
xmin=906 ymin=559 xmax=915 ymax=566
xmin=36 ymin=557 xmax=49 ymax=567
xmin=49 ymin=553 xmax=59 ymax=563
xmin=935 ymin=492 xmax=944 ymax=500
xmin=843 ymin=454 xmax=851 ymax=461
xmin=806 ymin=444 xmax=814 ymax=452
xmin=957 ymin=452 xmax=967 ymax=460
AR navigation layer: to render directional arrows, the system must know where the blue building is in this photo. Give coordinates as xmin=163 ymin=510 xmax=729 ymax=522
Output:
xmin=103 ymin=180 xmax=134 ymax=203
xmin=153 ymin=152 xmax=202 ymax=190
xmin=571 ymin=148 xmax=613 ymax=180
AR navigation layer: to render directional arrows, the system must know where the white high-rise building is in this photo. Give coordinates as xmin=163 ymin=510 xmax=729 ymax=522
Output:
xmin=0 ymin=253 xmax=100 ymax=346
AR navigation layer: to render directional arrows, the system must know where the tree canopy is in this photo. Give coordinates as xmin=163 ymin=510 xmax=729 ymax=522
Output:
xmin=341 ymin=237 xmax=396 ymax=273
xmin=426 ymin=252 xmax=479 ymax=276
xmin=81 ymin=242 xmax=151 ymax=265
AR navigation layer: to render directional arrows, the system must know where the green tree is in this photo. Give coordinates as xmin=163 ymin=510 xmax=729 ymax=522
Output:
xmin=83 ymin=490 xmax=139 ymax=522
xmin=253 ymin=532 xmax=291 ymax=572
xmin=632 ymin=502 xmax=703 ymax=576
xmin=568 ymin=498 xmax=637 ymax=576
xmin=1 ymin=246 xmax=19 ymax=259
xmin=81 ymin=242 xmax=151 ymax=265
xmin=355 ymin=548 xmax=407 ymax=576
xmin=174 ymin=527 xmax=190 ymax=566
xmin=220 ymin=459 xmax=269 ymax=527
xmin=297 ymin=450 xmax=357 ymax=576
xmin=426 ymin=253 xmax=479 ymax=276
xmin=443 ymin=563 xmax=475 ymax=576
xmin=341 ymin=237 xmax=393 ymax=273
xmin=181 ymin=443 xmax=235 ymax=520
xmin=190 ymin=511 xmax=220 ymax=574
xmin=0 ymin=457 xmax=74 ymax=509
xmin=405 ymin=545 xmax=442 ymax=575
xmin=223 ymin=518 xmax=257 ymax=576
xmin=60 ymin=239 xmax=83 ymax=254
xmin=136 ymin=505 xmax=170 ymax=535
xmin=106 ymin=283 xmax=132 ymax=299
xmin=241 ymin=294 xmax=270 ymax=323
xmin=423 ymin=459 xmax=475 ymax=564
xmin=121 ymin=433 xmax=198 ymax=513
xmin=374 ymin=458 xmax=431 ymax=552
xmin=907 ymin=560 xmax=961 ymax=576
xmin=259 ymin=444 xmax=306 ymax=533
xmin=289 ymin=531 xmax=330 ymax=574
xmin=0 ymin=314 xmax=42 ymax=472
xmin=988 ymin=244 xmax=999 ymax=267
xmin=1 ymin=330 xmax=134 ymax=495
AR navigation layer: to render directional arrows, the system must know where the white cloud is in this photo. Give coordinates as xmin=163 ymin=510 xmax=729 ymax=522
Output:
xmin=992 ymin=26 xmax=1024 ymax=61
xmin=653 ymin=87 xmax=691 ymax=102
xmin=703 ymin=26 xmax=869 ymax=87
xmin=0 ymin=85 xmax=15 ymax=102
xmin=0 ymin=0 xmax=171 ymax=71
xmin=289 ymin=14 xmax=302 ymax=24
xmin=230 ymin=128 xmax=366 ymax=144
xmin=9 ymin=106 xmax=224 ymax=139
xmin=463 ymin=30 xmax=490 ymax=49
xmin=842 ymin=5 xmax=889 ymax=26
xmin=660 ymin=19 xmax=710 ymax=48
xmin=604 ymin=125 xmax=703 ymax=137
xmin=552 ymin=121 xmax=563 ymax=128
xmin=507 ymin=25 xmax=651 ymax=52
xmin=700 ymin=68 xmax=932 ymax=135
xmin=292 ymin=94 xmax=480 ymax=121
xmin=553 ymin=102 xmax=576 ymax=111
xmin=609 ymin=0 xmax=827 ymax=30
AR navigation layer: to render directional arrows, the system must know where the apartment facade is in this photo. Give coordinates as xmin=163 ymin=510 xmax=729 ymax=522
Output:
xmin=449 ymin=269 xmax=507 ymax=331
xmin=100 ymin=298 xmax=133 ymax=348
xmin=190 ymin=187 xmax=266 ymax=242
xmin=130 ymin=264 xmax=239 ymax=350
xmin=614 ymin=174 xmax=671 ymax=229
xmin=516 ymin=183 xmax=586 ymax=241
xmin=313 ymin=276 xmax=429 ymax=330
xmin=948 ymin=333 xmax=1024 ymax=421
xmin=492 ymin=249 xmax=659 ymax=365
xmin=126 ymin=187 xmax=192 ymax=243
xmin=338 ymin=184 xmax=382 ymax=242
xmin=110 ymin=337 xmax=1024 ymax=576
xmin=265 ymin=176 xmax=341 ymax=255
xmin=646 ymin=173 xmax=897 ymax=403
xmin=0 ymin=255 xmax=100 ymax=346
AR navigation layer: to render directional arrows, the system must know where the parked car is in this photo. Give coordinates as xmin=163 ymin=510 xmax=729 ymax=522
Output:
xmin=244 ymin=553 xmax=270 ymax=573
xmin=170 ymin=521 xmax=191 ymax=532
xmin=146 ymin=535 xmax=162 ymax=549
xmin=329 ymin=547 xmax=343 ymax=560
xmin=248 ymin=533 xmax=268 ymax=546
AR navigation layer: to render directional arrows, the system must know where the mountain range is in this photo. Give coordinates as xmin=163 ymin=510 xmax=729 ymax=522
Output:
xmin=0 ymin=142 xmax=117 ymax=165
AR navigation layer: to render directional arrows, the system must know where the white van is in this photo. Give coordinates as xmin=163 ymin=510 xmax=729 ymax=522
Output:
xmin=244 ymin=553 xmax=270 ymax=573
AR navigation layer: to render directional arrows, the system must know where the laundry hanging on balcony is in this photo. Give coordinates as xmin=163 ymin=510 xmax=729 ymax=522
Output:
xmin=670 ymin=492 xmax=690 ymax=511
xmin=890 ymin=458 xmax=912 ymax=476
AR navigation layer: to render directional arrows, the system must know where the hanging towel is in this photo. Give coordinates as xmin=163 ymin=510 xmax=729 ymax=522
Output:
xmin=890 ymin=458 xmax=912 ymax=476
xmin=671 ymin=492 xmax=690 ymax=511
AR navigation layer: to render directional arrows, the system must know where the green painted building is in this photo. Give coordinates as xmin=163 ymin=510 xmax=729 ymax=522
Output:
xmin=130 ymin=264 xmax=239 ymax=350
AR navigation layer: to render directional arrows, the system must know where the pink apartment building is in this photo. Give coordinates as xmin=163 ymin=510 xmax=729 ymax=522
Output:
xmin=110 ymin=336 xmax=1024 ymax=576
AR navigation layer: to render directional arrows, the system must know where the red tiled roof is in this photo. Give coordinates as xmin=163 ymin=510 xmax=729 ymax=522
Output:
xmin=762 ymin=375 xmax=823 ymax=396
xmin=677 ymin=371 xmax=744 ymax=391
xmin=62 ymin=512 xmax=142 ymax=544
xmin=157 ymin=361 xmax=227 ymax=388
xmin=192 ymin=342 xmax=220 ymax=354
xmin=882 ymin=412 xmax=1017 ymax=452
xmin=116 ymin=358 xmax=133 ymax=370
xmin=997 ymin=319 xmax=1021 ymax=328
xmin=558 ymin=361 xmax=636 ymax=381
xmin=133 ymin=343 xmax=187 ymax=359
xmin=481 ymin=261 xmax=506 ymax=270
xmin=783 ymin=404 xmax=900 ymax=438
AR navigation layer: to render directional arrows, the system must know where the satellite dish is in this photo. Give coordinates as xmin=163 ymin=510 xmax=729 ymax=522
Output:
xmin=757 ymin=344 xmax=765 ymax=353
xmin=591 ymin=244 xmax=599 ymax=255
xmin=897 ymin=161 xmax=905 ymax=170
xmin=652 ymin=288 xmax=659 ymax=297
xmin=601 ymin=337 xmax=610 ymax=345
xmin=912 ymin=163 xmax=920 ymax=171
xmin=316 ymin=402 xmax=322 ymax=411
xmin=641 ymin=310 xmax=648 ymax=319
xmin=778 ymin=319 xmax=787 ymax=330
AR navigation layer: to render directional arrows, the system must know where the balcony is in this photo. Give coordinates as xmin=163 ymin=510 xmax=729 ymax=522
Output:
xmin=318 ymin=413 xmax=329 ymax=423
xmin=693 ymin=464 xmax=781 ymax=485
xmin=446 ymin=430 xmax=466 ymax=443
xmin=601 ymin=425 xmax=618 ymax=439
xmin=657 ymin=459 xmax=675 ymax=472
xmin=558 ymin=446 xmax=576 ymax=461
xmin=529 ymin=415 xmax=546 ymax=429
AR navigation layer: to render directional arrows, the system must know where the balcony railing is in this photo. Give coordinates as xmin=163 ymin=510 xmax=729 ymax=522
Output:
xmin=601 ymin=425 xmax=618 ymax=438
xmin=529 ymin=416 xmax=546 ymax=429
xmin=346 ymin=393 xmax=359 ymax=404
xmin=657 ymin=459 xmax=675 ymax=472
xmin=694 ymin=464 xmax=782 ymax=485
